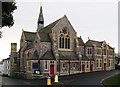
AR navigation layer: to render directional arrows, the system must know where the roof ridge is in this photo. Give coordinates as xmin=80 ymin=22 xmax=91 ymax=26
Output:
xmin=89 ymin=39 xmax=103 ymax=43
xmin=40 ymin=17 xmax=62 ymax=31
xmin=24 ymin=30 xmax=36 ymax=34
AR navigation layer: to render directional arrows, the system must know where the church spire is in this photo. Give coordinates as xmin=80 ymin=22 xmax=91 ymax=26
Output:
xmin=37 ymin=5 xmax=44 ymax=32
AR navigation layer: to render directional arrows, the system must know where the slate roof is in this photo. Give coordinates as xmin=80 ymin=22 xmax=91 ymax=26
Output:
xmin=108 ymin=45 xmax=113 ymax=49
xmin=81 ymin=54 xmax=89 ymax=61
xmin=40 ymin=50 xmax=55 ymax=60
xmin=27 ymin=50 xmax=39 ymax=59
xmin=32 ymin=50 xmax=39 ymax=59
xmin=90 ymin=58 xmax=95 ymax=61
xmin=22 ymin=42 xmax=34 ymax=52
xmin=85 ymin=40 xmax=103 ymax=47
xmin=77 ymin=37 xmax=84 ymax=46
xmin=25 ymin=42 xmax=34 ymax=50
xmin=59 ymin=51 xmax=79 ymax=60
xmin=23 ymin=31 xmax=36 ymax=42
xmin=38 ymin=33 xmax=51 ymax=42
xmin=39 ymin=18 xmax=61 ymax=33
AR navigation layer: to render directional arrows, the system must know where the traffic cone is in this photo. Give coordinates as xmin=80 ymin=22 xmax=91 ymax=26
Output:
xmin=47 ymin=77 xmax=51 ymax=85
xmin=54 ymin=75 xmax=58 ymax=82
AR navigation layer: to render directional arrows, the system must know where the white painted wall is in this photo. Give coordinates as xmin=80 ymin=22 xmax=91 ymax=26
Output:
xmin=3 ymin=59 xmax=10 ymax=76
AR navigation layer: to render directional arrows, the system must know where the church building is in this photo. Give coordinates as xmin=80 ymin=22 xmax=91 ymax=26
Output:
xmin=9 ymin=6 xmax=115 ymax=79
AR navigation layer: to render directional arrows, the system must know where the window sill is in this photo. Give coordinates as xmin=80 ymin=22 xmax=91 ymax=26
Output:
xmin=58 ymin=49 xmax=72 ymax=51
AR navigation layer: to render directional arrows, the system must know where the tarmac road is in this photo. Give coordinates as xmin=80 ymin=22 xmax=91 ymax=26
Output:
xmin=1 ymin=69 xmax=120 ymax=86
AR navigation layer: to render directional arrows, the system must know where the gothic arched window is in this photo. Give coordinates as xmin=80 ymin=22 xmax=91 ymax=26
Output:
xmin=35 ymin=41 xmax=38 ymax=48
xmin=59 ymin=28 xmax=70 ymax=49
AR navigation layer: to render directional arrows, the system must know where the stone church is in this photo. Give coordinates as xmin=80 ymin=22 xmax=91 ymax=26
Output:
xmin=9 ymin=6 xmax=115 ymax=79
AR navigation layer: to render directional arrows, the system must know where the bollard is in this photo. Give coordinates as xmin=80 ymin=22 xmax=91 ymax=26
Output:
xmin=54 ymin=75 xmax=58 ymax=82
xmin=47 ymin=77 xmax=51 ymax=85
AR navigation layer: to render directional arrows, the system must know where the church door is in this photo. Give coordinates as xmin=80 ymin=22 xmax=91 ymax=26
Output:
xmin=50 ymin=65 xmax=54 ymax=75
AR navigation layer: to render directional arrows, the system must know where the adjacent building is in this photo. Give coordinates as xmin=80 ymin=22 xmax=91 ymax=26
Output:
xmin=3 ymin=58 xmax=10 ymax=76
xmin=9 ymin=6 xmax=115 ymax=79
xmin=0 ymin=62 xmax=3 ymax=75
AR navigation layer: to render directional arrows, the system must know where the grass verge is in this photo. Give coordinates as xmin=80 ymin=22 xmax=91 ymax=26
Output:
xmin=104 ymin=74 xmax=120 ymax=85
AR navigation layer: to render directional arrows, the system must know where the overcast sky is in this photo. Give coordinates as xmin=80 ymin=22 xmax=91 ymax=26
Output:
xmin=0 ymin=0 xmax=119 ymax=61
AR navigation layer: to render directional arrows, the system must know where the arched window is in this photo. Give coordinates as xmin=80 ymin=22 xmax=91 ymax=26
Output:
xmin=35 ymin=41 xmax=38 ymax=48
xmin=59 ymin=28 xmax=70 ymax=49
xmin=20 ymin=39 xmax=23 ymax=47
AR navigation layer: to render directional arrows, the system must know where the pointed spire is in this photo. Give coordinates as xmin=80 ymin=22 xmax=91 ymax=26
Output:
xmin=37 ymin=4 xmax=44 ymax=32
xmin=38 ymin=5 xmax=44 ymax=24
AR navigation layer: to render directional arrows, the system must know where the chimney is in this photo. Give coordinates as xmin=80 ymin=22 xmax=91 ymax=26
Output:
xmin=11 ymin=43 xmax=17 ymax=53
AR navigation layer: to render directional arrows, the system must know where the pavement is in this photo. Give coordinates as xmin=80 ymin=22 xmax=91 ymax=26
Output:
xmin=1 ymin=69 xmax=120 ymax=87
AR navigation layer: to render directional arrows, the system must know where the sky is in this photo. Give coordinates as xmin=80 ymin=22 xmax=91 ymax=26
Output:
xmin=0 ymin=0 xmax=119 ymax=61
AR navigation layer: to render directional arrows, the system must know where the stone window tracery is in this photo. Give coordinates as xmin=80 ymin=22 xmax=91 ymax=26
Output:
xmin=59 ymin=28 xmax=70 ymax=49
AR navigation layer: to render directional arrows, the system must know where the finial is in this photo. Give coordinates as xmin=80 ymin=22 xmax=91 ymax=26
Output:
xmin=88 ymin=37 xmax=90 ymax=40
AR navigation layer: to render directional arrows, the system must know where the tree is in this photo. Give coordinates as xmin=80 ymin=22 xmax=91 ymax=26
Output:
xmin=0 ymin=1 xmax=17 ymax=37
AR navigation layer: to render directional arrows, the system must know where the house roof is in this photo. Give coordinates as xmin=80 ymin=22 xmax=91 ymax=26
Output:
xmin=2 ymin=58 xmax=10 ymax=62
xmin=59 ymin=51 xmax=79 ymax=60
xmin=40 ymin=50 xmax=55 ymax=60
xmin=77 ymin=37 xmax=84 ymax=46
xmin=39 ymin=18 xmax=61 ymax=33
xmin=108 ymin=45 xmax=113 ymax=49
xmin=25 ymin=42 xmax=34 ymax=51
xmin=85 ymin=40 xmax=103 ymax=47
xmin=38 ymin=33 xmax=51 ymax=42
xmin=85 ymin=40 xmax=113 ymax=49
xmin=81 ymin=54 xmax=89 ymax=61
xmin=23 ymin=31 xmax=36 ymax=42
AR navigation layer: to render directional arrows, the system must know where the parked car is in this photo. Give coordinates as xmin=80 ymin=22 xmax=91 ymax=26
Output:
xmin=2 ymin=73 xmax=8 ymax=77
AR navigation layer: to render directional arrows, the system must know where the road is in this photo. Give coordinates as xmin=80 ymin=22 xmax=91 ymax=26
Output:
xmin=60 ymin=69 xmax=120 ymax=85
xmin=1 ymin=69 xmax=120 ymax=86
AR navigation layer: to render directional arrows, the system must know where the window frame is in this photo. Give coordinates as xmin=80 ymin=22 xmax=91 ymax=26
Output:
xmin=109 ymin=60 xmax=110 ymax=67
xmin=97 ymin=48 xmax=102 ymax=55
xmin=58 ymin=28 xmax=71 ymax=50
xmin=109 ymin=49 xmax=113 ymax=56
xmin=100 ymin=60 xmax=102 ymax=67
xmin=96 ymin=60 xmax=99 ymax=67
xmin=87 ymin=47 xmax=92 ymax=55
xmin=27 ymin=61 xmax=31 ymax=71
xmin=86 ymin=62 xmax=89 ymax=68
xmin=32 ymin=62 xmax=38 ymax=69
xmin=44 ymin=61 xmax=48 ymax=70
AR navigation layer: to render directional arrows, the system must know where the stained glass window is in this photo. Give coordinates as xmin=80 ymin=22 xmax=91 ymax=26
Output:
xmin=59 ymin=28 xmax=70 ymax=49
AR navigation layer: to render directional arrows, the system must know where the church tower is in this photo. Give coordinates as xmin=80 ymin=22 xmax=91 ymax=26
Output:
xmin=37 ymin=6 xmax=44 ymax=32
